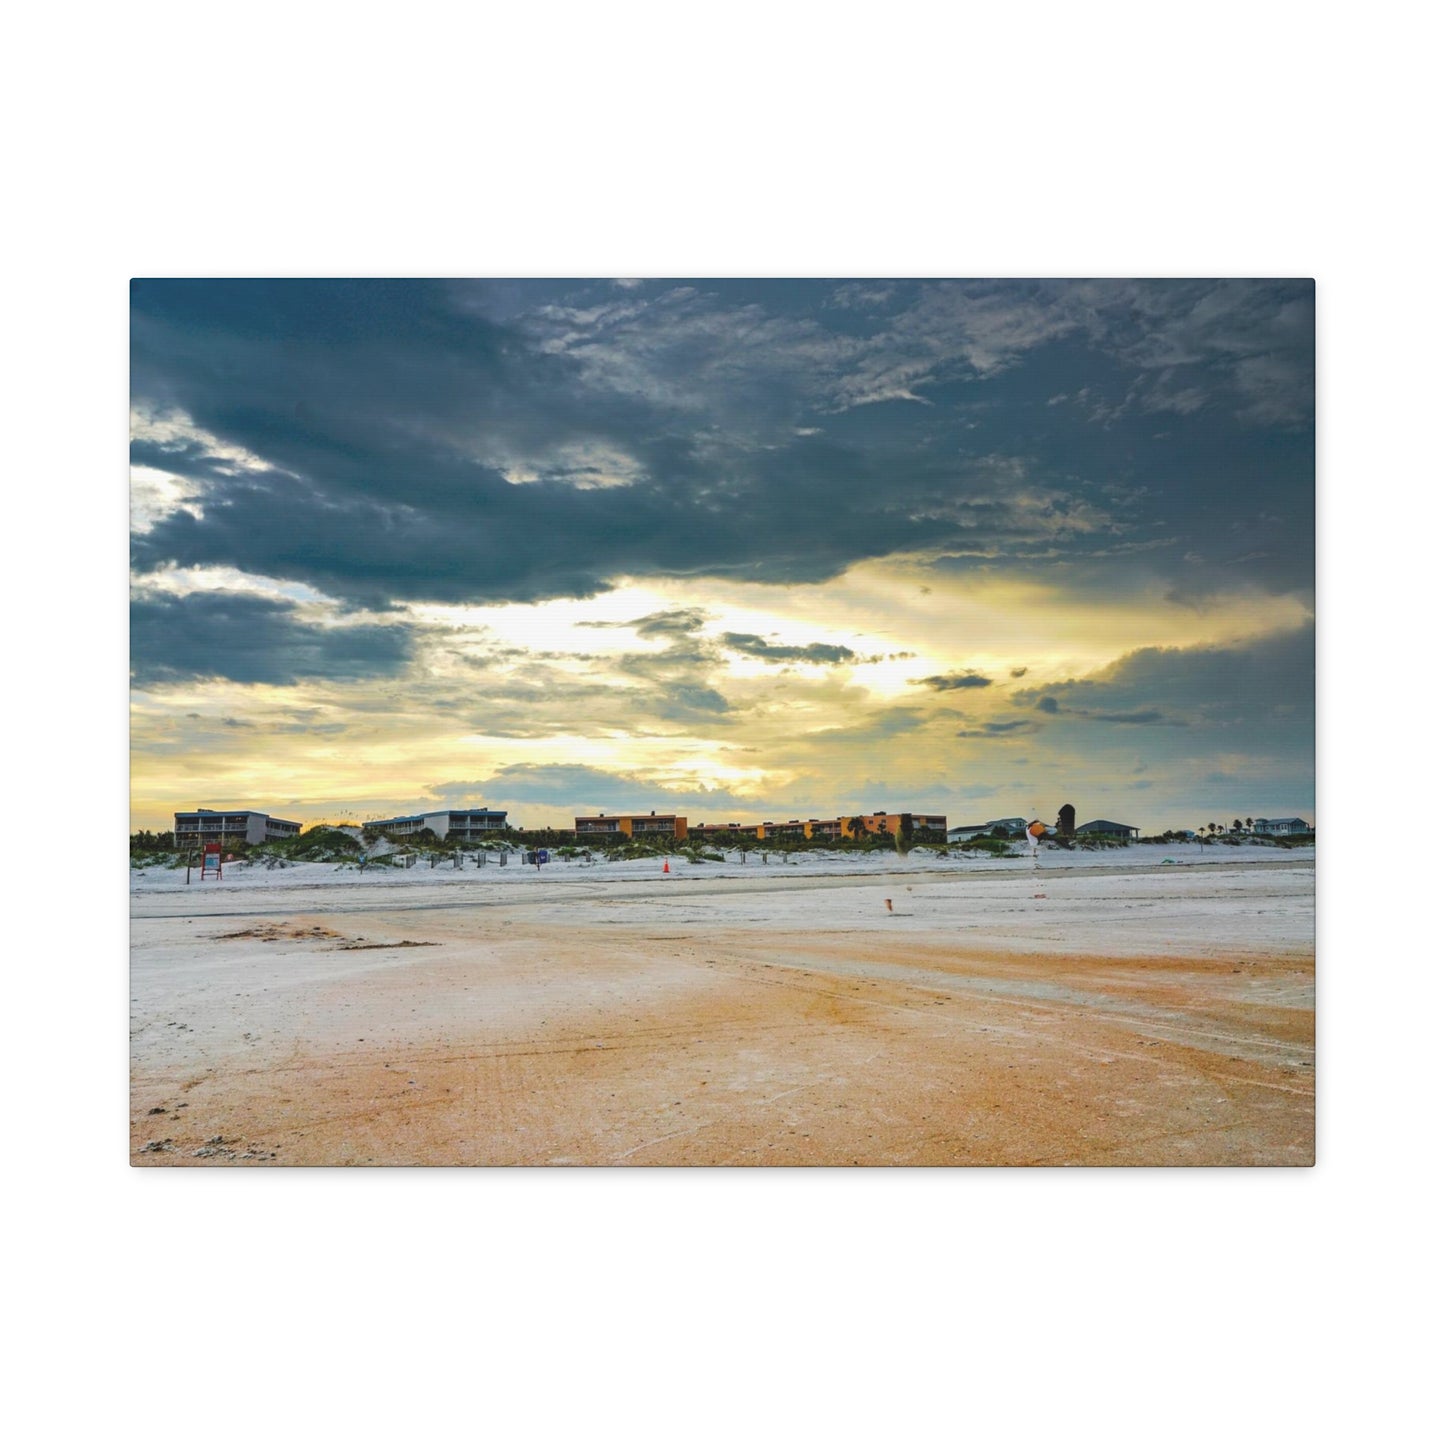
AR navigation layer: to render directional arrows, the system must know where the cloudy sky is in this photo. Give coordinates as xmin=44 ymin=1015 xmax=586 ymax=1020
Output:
xmin=130 ymin=278 xmax=1313 ymax=834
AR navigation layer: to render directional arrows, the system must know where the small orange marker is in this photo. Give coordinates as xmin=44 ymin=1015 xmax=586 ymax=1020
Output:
xmin=885 ymin=898 xmax=893 ymax=912
xmin=663 ymin=860 xmax=670 ymax=874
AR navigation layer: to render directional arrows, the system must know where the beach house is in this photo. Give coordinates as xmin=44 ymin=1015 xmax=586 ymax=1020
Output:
xmin=1252 ymin=817 xmax=1312 ymax=835
xmin=1076 ymin=819 xmax=1140 ymax=840
xmin=947 ymin=817 xmax=1027 ymax=841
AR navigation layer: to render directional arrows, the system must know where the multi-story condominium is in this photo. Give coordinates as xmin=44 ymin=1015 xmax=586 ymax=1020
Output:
xmin=838 ymin=811 xmax=948 ymax=839
xmin=759 ymin=820 xmax=809 ymax=840
xmin=569 ymin=808 xmax=948 ymax=844
xmin=692 ymin=821 xmax=754 ymax=840
xmin=173 ymin=808 xmax=302 ymax=846
xmin=692 ymin=811 xmax=945 ymax=842
xmin=574 ymin=812 xmax=689 ymax=840
xmin=369 ymin=808 xmax=509 ymax=841
xmin=696 ymin=820 xmax=838 ymax=843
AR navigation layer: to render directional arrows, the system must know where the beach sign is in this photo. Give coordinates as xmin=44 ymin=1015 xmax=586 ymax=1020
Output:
xmin=201 ymin=842 xmax=223 ymax=880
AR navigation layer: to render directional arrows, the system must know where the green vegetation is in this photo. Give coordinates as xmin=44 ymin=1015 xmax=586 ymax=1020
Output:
xmin=129 ymin=830 xmax=179 ymax=867
xmin=607 ymin=838 xmax=676 ymax=861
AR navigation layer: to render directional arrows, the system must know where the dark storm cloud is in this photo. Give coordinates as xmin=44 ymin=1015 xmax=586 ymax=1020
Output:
xmin=721 ymin=633 xmax=858 ymax=665
xmin=1028 ymin=694 xmax=1174 ymax=724
xmin=956 ymin=719 xmax=1039 ymax=738
xmin=130 ymin=279 xmax=1314 ymax=610
xmin=1088 ymin=709 xmax=1172 ymax=725
xmin=578 ymin=608 xmax=709 ymax=637
xmin=657 ymin=684 xmax=731 ymax=716
xmin=130 ymin=590 xmax=412 ymax=687
xmin=914 ymin=671 xmax=993 ymax=690
xmin=1013 ymin=625 xmax=1313 ymax=736
xmin=454 ymin=646 xmax=604 ymax=665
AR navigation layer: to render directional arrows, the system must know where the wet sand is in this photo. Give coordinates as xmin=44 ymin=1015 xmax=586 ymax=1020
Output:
xmin=130 ymin=860 xmax=1314 ymax=1166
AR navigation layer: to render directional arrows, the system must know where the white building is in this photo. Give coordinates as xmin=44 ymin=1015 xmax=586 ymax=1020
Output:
xmin=174 ymin=808 xmax=302 ymax=846
xmin=948 ymin=817 xmax=1027 ymax=842
xmin=369 ymin=808 xmax=509 ymax=841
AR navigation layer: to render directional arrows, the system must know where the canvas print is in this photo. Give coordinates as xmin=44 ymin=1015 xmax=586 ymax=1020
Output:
xmin=130 ymin=279 xmax=1314 ymax=1166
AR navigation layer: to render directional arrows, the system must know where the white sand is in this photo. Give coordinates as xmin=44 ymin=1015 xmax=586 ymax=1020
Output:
xmin=131 ymin=846 xmax=1314 ymax=1165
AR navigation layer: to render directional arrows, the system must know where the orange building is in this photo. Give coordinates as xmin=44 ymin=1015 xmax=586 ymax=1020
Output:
xmin=692 ymin=811 xmax=943 ymax=841
xmin=693 ymin=821 xmax=755 ymax=840
xmin=574 ymin=811 xmax=688 ymax=840
xmin=838 ymin=811 xmax=948 ymax=839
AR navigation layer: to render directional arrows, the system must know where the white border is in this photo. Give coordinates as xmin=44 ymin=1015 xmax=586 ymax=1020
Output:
xmin=9 ymin=4 xmax=1433 ymax=1436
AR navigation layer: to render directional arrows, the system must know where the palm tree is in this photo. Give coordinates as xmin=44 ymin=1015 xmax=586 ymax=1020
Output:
xmin=1232 ymin=818 xmax=1242 ymax=833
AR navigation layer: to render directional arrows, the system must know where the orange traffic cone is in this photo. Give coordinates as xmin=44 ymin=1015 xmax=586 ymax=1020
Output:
xmin=662 ymin=859 xmax=670 ymax=874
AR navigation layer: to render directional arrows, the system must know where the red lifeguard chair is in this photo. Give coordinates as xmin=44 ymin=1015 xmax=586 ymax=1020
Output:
xmin=199 ymin=842 xmax=223 ymax=880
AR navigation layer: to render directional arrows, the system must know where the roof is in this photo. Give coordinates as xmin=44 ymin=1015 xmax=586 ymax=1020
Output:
xmin=1077 ymin=820 xmax=1137 ymax=831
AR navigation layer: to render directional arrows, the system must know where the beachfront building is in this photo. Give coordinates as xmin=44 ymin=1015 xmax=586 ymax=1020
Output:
xmin=839 ymin=811 xmax=948 ymax=841
xmin=1076 ymin=819 xmax=1140 ymax=840
xmin=370 ymin=808 xmax=509 ymax=840
xmin=758 ymin=820 xmax=809 ymax=841
xmin=692 ymin=812 xmax=942 ymax=842
xmin=947 ymin=816 xmax=1028 ymax=842
xmin=691 ymin=821 xmax=754 ymax=842
xmin=174 ymin=808 xmax=302 ymax=846
xmin=1252 ymin=817 xmax=1312 ymax=835
xmin=578 ymin=807 xmax=948 ymax=845
xmin=693 ymin=818 xmax=848 ymax=842
xmin=574 ymin=812 xmax=689 ymax=840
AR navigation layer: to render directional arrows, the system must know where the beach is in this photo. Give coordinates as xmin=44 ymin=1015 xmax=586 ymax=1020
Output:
xmin=130 ymin=845 xmax=1314 ymax=1166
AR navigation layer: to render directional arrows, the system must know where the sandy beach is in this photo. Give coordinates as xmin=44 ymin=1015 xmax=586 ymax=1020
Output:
xmin=130 ymin=845 xmax=1314 ymax=1166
